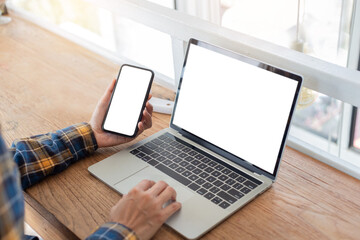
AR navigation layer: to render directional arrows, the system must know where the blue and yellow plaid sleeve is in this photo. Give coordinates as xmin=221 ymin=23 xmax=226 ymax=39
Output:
xmin=0 ymin=135 xmax=25 ymax=240
xmin=86 ymin=222 xmax=138 ymax=240
xmin=9 ymin=122 xmax=98 ymax=190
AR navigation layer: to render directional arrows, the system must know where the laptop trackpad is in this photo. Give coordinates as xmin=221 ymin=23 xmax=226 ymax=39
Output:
xmin=114 ymin=166 xmax=194 ymax=204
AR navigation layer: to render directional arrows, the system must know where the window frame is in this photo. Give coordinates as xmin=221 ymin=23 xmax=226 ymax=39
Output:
xmin=8 ymin=0 xmax=360 ymax=179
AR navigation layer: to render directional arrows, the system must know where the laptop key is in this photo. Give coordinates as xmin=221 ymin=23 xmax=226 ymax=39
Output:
xmin=206 ymin=176 xmax=216 ymax=182
xmin=189 ymin=183 xmax=200 ymax=191
xmin=141 ymin=156 xmax=151 ymax=162
xmin=189 ymin=175 xmax=199 ymax=181
xmin=150 ymin=152 xmax=160 ymax=158
xmin=191 ymin=159 xmax=201 ymax=166
xmin=130 ymin=149 xmax=139 ymax=155
xmin=182 ymin=171 xmax=192 ymax=177
xmin=218 ymin=175 xmax=228 ymax=181
xmin=158 ymin=134 xmax=168 ymax=140
xmin=217 ymin=191 xmax=237 ymax=204
xmin=188 ymin=150 xmax=197 ymax=156
xmin=156 ymin=156 xmax=166 ymax=162
xmin=148 ymin=160 xmax=159 ymax=166
xmin=182 ymin=147 xmax=191 ymax=153
xmin=169 ymin=163 xmax=179 ymax=169
xmin=155 ymin=164 xmax=191 ymax=186
xmin=221 ymin=169 xmax=231 ymax=175
xmin=233 ymin=183 xmax=243 ymax=190
xmin=180 ymin=161 xmax=189 ymax=167
xmin=211 ymin=171 xmax=221 ymax=177
xmin=136 ymin=152 xmax=146 ymax=158
xmin=138 ymin=146 xmax=153 ymax=155
xmin=145 ymin=142 xmax=158 ymax=150
xmin=160 ymin=151 xmax=171 ymax=157
xmin=202 ymin=182 xmax=213 ymax=189
xmin=151 ymin=139 xmax=163 ymax=145
xmin=178 ymin=153 xmax=187 ymax=158
xmin=160 ymin=143 xmax=169 ymax=148
xmin=209 ymin=187 xmax=220 ymax=194
xmin=173 ymin=157 xmax=182 ymax=163
xmin=166 ymin=146 xmax=175 ymax=152
xmin=219 ymin=201 xmax=231 ymax=209
xmin=225 ymin=179 xmax=236 ymax=186
xmin=228 ymin=189 xmax=244 ymax=199
xmin=240 ymin=187 xmax=251 ymax=194
xmin=236 ymin=176 xmax=246 ymax=183
xmin=167 ymin=154 xmax=176 ymax=160
xmin=195 ymin=154 xmax=204 ymax=160
xmin=169 ymin=141 xmax=179 ymax=147
xmin=199 ymin=172 xmax=209 ymax=178
xmin=220 ymin=184 xmax=231 ymax=191
xmin=172 ymin=149 xmax=181 ymax=155
xmin=211 ymin=197 xmax=222 ymax=204
xmin=175 ymin=167 xmax=186 ymax=173
xmin=229 ymin=172 xmax=239 ymax=179
xmin=215 ymin=165 xmax=224 ymax=171
xmin=175 ymin=144 xmax=185 ymax=150
xmin=213 ymin=180 xmax=223 ymax=187
xmin=197 ymin=188 xmax=207 ymax=195
xmin=192 ymin=168 xmax=201 ymax=175
xmin=208 ymin=161 xmax=217 ymax=167
xmin=204 ymin=167 xmax=214 ymax=173
xmin=163 ymin=160 xmax=172 ymax=166
xmin=201 ymin=158 xmax=210 ymax=163
xmin=198 ymin=163 xmax=207 ymax=169
xmin=243 ymin=180 xmax=258 ymax=189
xmin=185 ymin=165 xmax=196 ymax=171
xmin=154 ymin=148 xmax=163 ymax=153
xmin=195 ymin=178 xmax=206 ymax=185
xmin=204 ymin=192 xmax=215 ymax=200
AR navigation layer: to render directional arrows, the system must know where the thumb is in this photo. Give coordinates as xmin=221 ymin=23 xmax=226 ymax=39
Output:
xmin=100 ymin=78 xmax=116 ymax=106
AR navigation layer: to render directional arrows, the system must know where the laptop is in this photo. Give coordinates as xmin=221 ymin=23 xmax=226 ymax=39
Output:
xmin=88 ymin=38 xmax=302 ymax=239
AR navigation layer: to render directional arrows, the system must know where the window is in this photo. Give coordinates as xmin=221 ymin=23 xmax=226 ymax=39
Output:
xmin=8 ymin=0 xmax=360 ymax=178
xmin=174 ymin=0 xmax=360 ymax=177
xmin=10 ymin=0 xmax=176 ymax=88
xmin=351 ymin=108 xmax=360 ymax=151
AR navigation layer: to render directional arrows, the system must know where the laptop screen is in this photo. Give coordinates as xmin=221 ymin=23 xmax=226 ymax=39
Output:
xmin=171 ymin=39 xmax=302 ymax=178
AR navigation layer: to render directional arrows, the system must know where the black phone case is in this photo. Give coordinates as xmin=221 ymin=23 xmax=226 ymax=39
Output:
xmin=101 ymin=64 xmax=154 ymax=138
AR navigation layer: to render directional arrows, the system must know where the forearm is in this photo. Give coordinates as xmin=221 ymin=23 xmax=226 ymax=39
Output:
xmin=9 ymin=123 xmax=97 ymax=189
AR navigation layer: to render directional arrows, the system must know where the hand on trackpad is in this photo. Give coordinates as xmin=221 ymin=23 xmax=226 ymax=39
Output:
xmin=114 ymin=166 xmax=194 ymax=204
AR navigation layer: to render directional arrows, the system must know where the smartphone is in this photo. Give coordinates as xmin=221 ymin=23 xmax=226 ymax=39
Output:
xmin=102 ymin=64 xmax=154 ymax=137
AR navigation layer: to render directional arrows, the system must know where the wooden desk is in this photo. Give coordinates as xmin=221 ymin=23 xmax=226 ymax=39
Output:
xmin=1 ymin=14 xmax=360 ymax=240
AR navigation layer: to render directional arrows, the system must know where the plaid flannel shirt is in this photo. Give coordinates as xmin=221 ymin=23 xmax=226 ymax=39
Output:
xmin=0 ymin=123 xmax=138 ymax=240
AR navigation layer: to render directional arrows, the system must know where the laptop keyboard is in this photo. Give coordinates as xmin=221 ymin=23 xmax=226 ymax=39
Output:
xmin=130 ymin=132 xmax=262 ymax=209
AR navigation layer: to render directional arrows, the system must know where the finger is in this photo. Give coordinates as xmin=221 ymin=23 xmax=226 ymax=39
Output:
xmin=100 ymin=79 xmax=116 ymax=105
xmin=137 ymin=121 xmax=145 ymax=134
xmin=148 ymin=93 xmax=153 ymax=100
xmin=142 ymin=109 xmax=152 ymax=129
xmin=147 ymin=181 xmax=169 ymax=197
xmin=162 ymin=201 xmax=182 ymax=218
xmin=146 ymin=101 xmax=153 ymax=116
xmin=135 ymin=179 xmax=156 ymax=191
xmin=157 ymin=185 xmax=177 ymax=204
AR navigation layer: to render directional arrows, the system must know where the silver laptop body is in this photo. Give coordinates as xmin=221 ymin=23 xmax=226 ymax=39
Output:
xmin=88 ymin=39 xmax=302 ymax=239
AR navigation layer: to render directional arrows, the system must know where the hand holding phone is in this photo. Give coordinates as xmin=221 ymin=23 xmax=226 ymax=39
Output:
xmin=102 ymin=64 xmax=154 ymax=137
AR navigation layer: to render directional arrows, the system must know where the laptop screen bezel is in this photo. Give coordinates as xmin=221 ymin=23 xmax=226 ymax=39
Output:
xmin=170 ymin=38 xmax=303 ymax=181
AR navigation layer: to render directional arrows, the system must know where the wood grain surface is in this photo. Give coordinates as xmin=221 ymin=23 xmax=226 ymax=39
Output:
xmin=1 ymin=13 xmax=359 ymax=240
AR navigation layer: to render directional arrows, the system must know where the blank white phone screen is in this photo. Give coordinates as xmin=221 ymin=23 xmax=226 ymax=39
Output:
xmin=104 ymin=66 xmax=152 ymax=136
xmin=172 ymin=44 xmax=299 ymax=174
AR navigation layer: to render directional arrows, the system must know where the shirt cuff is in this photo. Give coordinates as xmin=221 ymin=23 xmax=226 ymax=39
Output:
xmin=58 ymin=122 xmax=98 ymax=161
xmin=86 ymin=222 xmax=138 ymax=240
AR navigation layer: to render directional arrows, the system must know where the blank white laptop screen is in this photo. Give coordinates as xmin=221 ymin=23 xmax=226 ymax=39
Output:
xmin=172 ymin=43 xmax=299 ymax=174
